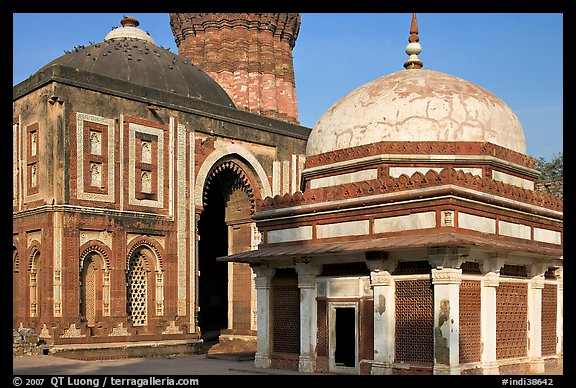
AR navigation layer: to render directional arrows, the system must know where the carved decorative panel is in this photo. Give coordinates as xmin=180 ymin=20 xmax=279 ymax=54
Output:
xmin=317 ymin=300 xmax=327 ymax=356
xmin=459 ymin=280 xmax=481 ymax=363
xmin=232 ymin=262 xmax=252 ymax=330
xmin=272 ymin=276 xmax=300 ymax=354
xmin=359 ymin=299 xmax=374 ymax=360
xmin=496 ymin=282 xmax=527 ymax=359
xmin=89 ymin=130 xmax=102 ymax=155
xmin=541 ymin=284 xmax=557 ymax=356
xmin=395 ymin=279 xmax=433 ymax=363
xmin=74 ymin=113 xmax=114 ymax=202
xmin=128 ymin=121 xmax=164 ymax=208
xmin=127 ymin=254 xmax=148 ymax=326
xmin=257 ymin=163 xmax=562 ymax=214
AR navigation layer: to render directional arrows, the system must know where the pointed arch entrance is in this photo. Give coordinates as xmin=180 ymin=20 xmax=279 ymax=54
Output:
xmin=197 ymin=156 xmax=263 ymax=345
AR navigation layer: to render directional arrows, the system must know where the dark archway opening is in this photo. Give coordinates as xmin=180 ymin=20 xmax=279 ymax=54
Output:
xmin=198 ymin=173 xmax=229 ymax=337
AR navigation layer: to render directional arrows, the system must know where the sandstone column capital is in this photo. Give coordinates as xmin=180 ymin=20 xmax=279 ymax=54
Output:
xmin=366 ymin=255 xmax=397 ymax=273
xmin=427 ymin=246 xmax=469 ymax=269
xmin=295 ymin=262 xmax=321 ymax=289
xmin=554 ymin=267 xmax=563 ymax=289
xmin=431 ymin=267 xmax=462 ymax=285
xmin=529 ymin=275 xmax=545 ymax=289
xmin=482 ymin=271 xmax=500 ymax=287
xmin=251 ymin=264 xmax=275 ymax=289
xmin=480 ymin=255 xmax=506 ymax=275
xmin=370 ymin=270 xmax=393 ymax=287
xmin=527 ymin=262 xmax=550 ymax=278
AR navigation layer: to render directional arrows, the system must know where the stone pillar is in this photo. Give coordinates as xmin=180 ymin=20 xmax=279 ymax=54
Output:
xmin=193 ymin=211 xmax=201 ymax=334
xmin=295 ymin=262 xmax=321 ymax=373
xmin=431 ymin=268 xmax=462 ymax=375
xmin=527 ymin=272 xmax=545 ymax=373
xmin=366 ymin=257 xmax=397 ymax=375
xmin=250 ymin=268 xmax=257 ymax=332
xmin=555 ymin=268 xmax=563 ymax=360
xmin=252 ymin=265 xmax=275 ymax=369
xmin=480 ymin=269 xmax=500 ymax=374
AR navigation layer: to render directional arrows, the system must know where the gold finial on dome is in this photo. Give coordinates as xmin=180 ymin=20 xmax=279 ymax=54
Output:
xmin=403 ymin=13 xmax=423 ymax=70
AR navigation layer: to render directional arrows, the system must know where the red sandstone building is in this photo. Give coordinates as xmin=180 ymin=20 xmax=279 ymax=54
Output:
xmin=13 ymin=14 xmax=306 ymax=357
xmin=13 ymin=13 xmax=562 ymax=375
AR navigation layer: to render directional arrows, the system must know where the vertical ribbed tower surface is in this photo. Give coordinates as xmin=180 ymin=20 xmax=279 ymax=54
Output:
xmin=170 ymin=13 xmax=301 ymax=124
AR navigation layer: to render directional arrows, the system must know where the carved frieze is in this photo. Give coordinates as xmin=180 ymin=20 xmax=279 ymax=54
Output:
xmin=370 ymin=270 xmax=392 ymax=287
xmin=305 ymin=141 xmax=536 ymax=170
xmin=257 ymin=167 xmax=562 ymax=214
xmin=431 ymin=268 xmax=462 ymax=284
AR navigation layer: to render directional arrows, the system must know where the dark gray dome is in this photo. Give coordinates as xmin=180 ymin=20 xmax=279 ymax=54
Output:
xmin=37 ymin=17 xmax=234 ymax=107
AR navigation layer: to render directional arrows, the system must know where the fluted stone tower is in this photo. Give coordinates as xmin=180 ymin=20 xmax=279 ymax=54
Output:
xmin=170 ymin=13 xmax=301 ymax=124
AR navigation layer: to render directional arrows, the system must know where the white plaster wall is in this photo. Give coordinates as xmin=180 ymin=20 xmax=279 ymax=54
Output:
xmin=458 ymin=212 xmax=496 ymax=234
xmin=498 ymin=220 xmax=531 ymax=240
xmin=267 ymin=226 xmax=313 ymax=243
xmin=492 ymin=170 xmax=534 ymax=190
xmin=316 ymin=220 xmax=369 ymax=239
xmin=374 ymin=211 xmax=436 ymax=233
xmin=533 ymin=227 xmax=561 ymax=245
xmin=310 ymin=169 xmax=378 ymax=189
xmin=282 ymin=160 xmax=290 ymax=195
xmin=272 ymin=161 xmax=281 ymax=196
xmin=389 ymin=166 xmax=482 ymax=178
xmin=327 ymin=278 xmax=361 ymax=297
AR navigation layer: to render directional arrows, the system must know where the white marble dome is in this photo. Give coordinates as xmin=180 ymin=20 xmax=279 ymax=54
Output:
xmin=306 ymin=69 xmax=526 ymax=156
xmin=104 ymin=15 xmax=156 ymax=44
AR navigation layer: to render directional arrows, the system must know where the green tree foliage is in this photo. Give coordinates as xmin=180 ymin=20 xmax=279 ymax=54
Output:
xmin=535 ymin=152 xmax=563 ymax=181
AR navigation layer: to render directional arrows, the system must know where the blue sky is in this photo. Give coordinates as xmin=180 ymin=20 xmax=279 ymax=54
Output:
xmin=13 ymin=13 xmax=563 ymax=161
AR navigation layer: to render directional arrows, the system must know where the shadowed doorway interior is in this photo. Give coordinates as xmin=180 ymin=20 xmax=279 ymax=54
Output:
xmin=198 ymin=174 xmax=228 ymax=339
xmin=335 ymin=307 xmax=356 ymax=368
xmin=198 ymin=160 xmax=256 ymax=348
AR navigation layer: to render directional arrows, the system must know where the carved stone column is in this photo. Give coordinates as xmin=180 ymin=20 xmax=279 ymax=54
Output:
xmin=431 ymin=268 xmax=462 ymax=375
xmin=480 ymin=257 xmax=504 ymax=375
xmin=252 ymin=265 xmax=275 ymax=369
xmin=367 ymin=257 xmax=397 ymax=375
xmin=555 ymin=267 xmax=563 ymax=359
xmin=295 ymin=262 xmax=322 ymax=373
xmin=527 ymin=274 xmax=545 ymax=373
